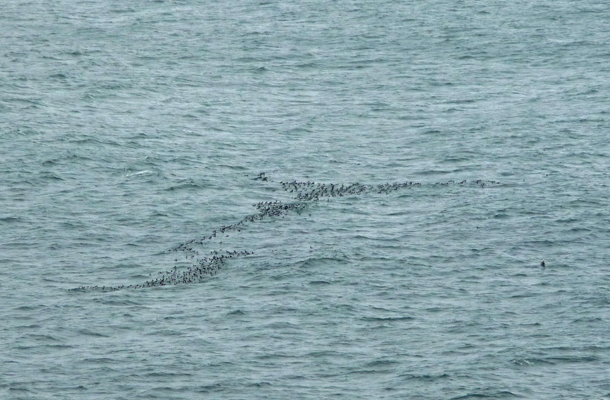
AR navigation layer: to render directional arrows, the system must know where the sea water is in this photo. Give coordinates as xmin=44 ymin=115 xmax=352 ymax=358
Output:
xmin=1 ymin=0 xmax=610 ymax=398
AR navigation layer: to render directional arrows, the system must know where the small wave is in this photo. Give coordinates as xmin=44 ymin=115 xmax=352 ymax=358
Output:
xmin=365 ymin=359 xmax=400 ymax=367
xmin=195 ymin=383 xmax=225 ymax=393
xmin=0 ymin=216 xmax=22 ymax=223
xmin=399 ymin=373 xmax=450 ymax=381
xmin=78 ymin=329 xmax=110 ymax=338
xmin=511 ymin=358 xmax=556 ymax=366
xmin=125 ymin=170 xmax=155 ymax=177
xmin=164 ymin=182 xmax=206 ymax=191
xmin=450 ymin=391 xmax=521 ymax=399
xmin=81 ymin=357 xmax=115 ymax=363
xmin=361 ymin=316 xmax=414 ymax=322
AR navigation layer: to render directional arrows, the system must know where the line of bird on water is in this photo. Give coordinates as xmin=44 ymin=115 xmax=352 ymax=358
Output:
xmin=76 ymin=249 xmax=255 ymax=292
xmin=74 ymin=175 xmax=502 ymax=292
xmin=281 ymin=179 xmax=500 ymax=200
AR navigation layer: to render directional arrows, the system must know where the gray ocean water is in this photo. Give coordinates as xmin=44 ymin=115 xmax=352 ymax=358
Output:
xmin=2 ymin=0 xmax=610 ymax=398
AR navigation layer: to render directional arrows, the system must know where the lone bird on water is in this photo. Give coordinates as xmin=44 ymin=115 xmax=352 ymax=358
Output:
xmin=540 ymin=260 xmax=546 ymax=268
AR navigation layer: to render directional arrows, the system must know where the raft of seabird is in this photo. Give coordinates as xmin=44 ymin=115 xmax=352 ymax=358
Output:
xmin=72 ymin=175 xmax=500 ymax=292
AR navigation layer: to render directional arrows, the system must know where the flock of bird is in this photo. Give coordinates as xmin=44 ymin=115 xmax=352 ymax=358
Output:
xmin=73 ymin=173 xmax=501 ymax=291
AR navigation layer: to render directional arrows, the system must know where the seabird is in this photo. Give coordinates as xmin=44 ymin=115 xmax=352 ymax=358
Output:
xmin=540 ymin=260 xmax=546 ymax=268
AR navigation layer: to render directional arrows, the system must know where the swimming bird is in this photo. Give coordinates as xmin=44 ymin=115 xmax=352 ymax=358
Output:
xmin=540 ymin=260 xmax=546 ymax=268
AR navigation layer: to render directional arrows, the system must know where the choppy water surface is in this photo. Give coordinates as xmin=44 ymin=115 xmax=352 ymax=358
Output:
xmin=2 ymin=0 xmax=610 ymax=398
